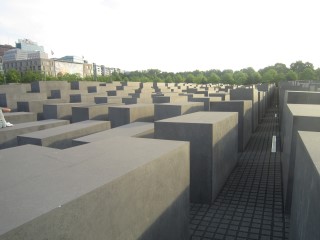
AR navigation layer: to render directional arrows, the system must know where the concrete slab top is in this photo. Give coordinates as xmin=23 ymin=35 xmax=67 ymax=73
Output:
xmin=109 ymin=103 xmax=154 ymax=109
xmin=288 ymin=104 xmax=320 ymax=117
xmin=154 ymin=102 xmax=203 ymax=106
xmin=0 ymin=137 xmax=189 ymax=236
xmin=156 ymin=111 xmax=237 ymax=124
xmin=297 ymin=131 xmax=320 ymax=173
xmin=74 ymin=122 xmax=154 ymax=143
xmin=18 ymin=120 xmax=107 ymax=138
xmin=0 ymin=119 xmax=69 ymax=131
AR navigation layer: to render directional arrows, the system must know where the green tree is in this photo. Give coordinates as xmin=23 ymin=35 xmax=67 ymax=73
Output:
xmin=261 ymin=69 xmax=277 ymax=83
xmin=221 ymin=72 xmax=234 ymax=85
xmin=6 ymin=69 xmax=21 ymax=83
xmin=315 ymin=68 xmax=320 ymax=81
xmin=185 ymin=73 xmax=195 ymax=83
xmin=233 ymin=71 xmax=248 ymax=85
xmin=207 ymin=72 xmax=220 ymax=84
xmin=0 ymin=71 xmax=4 ymax=84
xmin=300 ymin=67 xmax=316 ymax=80
xmin=286 ymin=70 xmax=298 ymax=81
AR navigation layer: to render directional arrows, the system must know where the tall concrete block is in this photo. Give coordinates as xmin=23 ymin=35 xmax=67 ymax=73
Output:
xmin=155 ymin=111 xmax=238 ymax=203
xmin=210 ymin=100 xmax=252 ymax=151
xmin=0 ymin=137 xmax=190 ymax=240
xmin=258 ymin=91 xmax=266 ymax=123
xmin=280 ymin=90 xmax=320 ymax=131
xmin=154 ymin=102 xmax=204 ymax=121
xmin=289 ymin=131 xmax=320 ymax=240
xmin=281 ymin=104 xmax=320 ymax=213
xmin=230 ymin=88 xmax=259 ymax=132
xmin=109 ymin=104 xmax=154 ymax=128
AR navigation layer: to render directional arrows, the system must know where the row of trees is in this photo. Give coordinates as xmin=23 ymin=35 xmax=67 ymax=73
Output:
xmin=1 ymin=61 xmax=320 ymax=85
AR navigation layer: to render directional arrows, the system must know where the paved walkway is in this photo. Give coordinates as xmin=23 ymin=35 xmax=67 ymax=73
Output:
xmin=189 ymin=99 xmax=289 ymax=240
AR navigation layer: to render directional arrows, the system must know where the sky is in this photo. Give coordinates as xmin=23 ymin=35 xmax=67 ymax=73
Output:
xmin=0 ymin=0 xmax=320 ymax=73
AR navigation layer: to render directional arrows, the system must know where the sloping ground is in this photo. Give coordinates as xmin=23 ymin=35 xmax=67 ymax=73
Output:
xmin=189 ymin=97 xmax=289 ymax=240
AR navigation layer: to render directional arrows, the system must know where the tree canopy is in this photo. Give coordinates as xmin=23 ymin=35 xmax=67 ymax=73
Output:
xmin=3 ymin=60 xmax=320 ymax=85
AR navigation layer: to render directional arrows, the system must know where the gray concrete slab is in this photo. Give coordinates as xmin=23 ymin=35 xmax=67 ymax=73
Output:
xmin=71 ymin=103 xmax=120 ymax=123
xmin=43 ymin=103 xmax=87 ymax=122
xmin=152 ymin=96 xmax=188 ymax=104
xmin=154 ymin=102 xmax=204 ymax=121
xmin=94 ymin=96 xmax=123 ymax=104
xmin=18 ymin=120 xmax=110 ymax=149
xmin=3 ymin=112 xmax=37 ymax=124
xmin=290 ymin=131 xmax=320 ymax=240
xmin=73 ymin=122 xmax=154 ymax=146
xmin=0 ymin=137 xmax=189 ymax=240
xmin=281 ymin=104 xmax=320 ymax=214
xmin=188 ymin=97 xmax=221 ymax=111
xmin=109 ymin=104 xmax=154 ymax=128
xmin=210 ymin=100 xmax=252 ymax=151
xmin=0 ymin=119 xmax=69 ymax=149
xmin=0 ymin=92 xmax=47 ymax=111
xmin=155 ymin=111 xmax=238 ymax=203
xmin=230 ymin=88 xmax=259 ymax=132
xmin=17 ymin=99 xmax=66 ymax=120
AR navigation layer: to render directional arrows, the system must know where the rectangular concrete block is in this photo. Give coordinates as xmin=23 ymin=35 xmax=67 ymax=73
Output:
xmin=0 ymin=119 xmax=69 ymax=149
xmin=17 ymin=120 xmax=111 ymax=149
xmin=3 ymin=112 xmax=37 ymax=124
xmin=71 ymin=103 xmax=120 ymax=123
xmin=43 ymin=103 xmax=86 ymax=122
xmin=17 ymin=99 xmax=66 ymax=120
xmin=210 ymin=100 xmax=252 ymax=151
xmin=109 ymin=104 xmax=154 ymax=128
xmin=0 ymin=137 xmax=190 ymax=240
xmin=155 ymin=111 xmax=238 ymax=203
xmin=94 ymin=96 xmax=123 ymax=104
xmin=230 ymin=88 xmax=259 ymax=132
xmin=154 ymin=102 xmax=204 ymax=121
xmin=289 ymin=131 xmax=320 ymax=240
xmin=189 ymin=97 xmax=221 ymax=111
xmin=72 ymin=122 xmax=154 ymax=146
xmin=281 ymin=104 xmax=320 ymax=214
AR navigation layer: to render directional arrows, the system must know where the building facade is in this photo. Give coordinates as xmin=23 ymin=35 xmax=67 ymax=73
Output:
xmin=16 ymin=39 xmax=44 ymax=52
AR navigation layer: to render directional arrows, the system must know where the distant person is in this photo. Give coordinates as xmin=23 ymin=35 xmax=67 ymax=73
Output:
xmin=0 ymin=107 xmax=14 ymax=128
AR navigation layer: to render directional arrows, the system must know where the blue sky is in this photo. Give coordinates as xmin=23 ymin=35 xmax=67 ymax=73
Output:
xmin=0 ymin=0 xmax=320 ymax=72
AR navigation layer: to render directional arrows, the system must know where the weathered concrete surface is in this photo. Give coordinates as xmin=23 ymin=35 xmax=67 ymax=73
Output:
xmin=290 ymin=131 xmax=320 ymax=240
xmin=43 ymin=103 xmax=86 ymax=122
xmin=109 ymin=104 xmax=154 ymax=128
xmin=17 ymin=99 xmax=66 ymax=120
xmin=72 ymin=122 xmax=154 ymax=146
xmin=281 ymin=104 xmax=320 ymax=213
xmin=94 ymin=96 xmax=123 ymax=104
xmin=155 ymin=111 xmax=238 ymax=203
xmin=0 ymin=137 xmax=190 ymax=240
xmin=280 ymin=90 xmax=320 ymax=129
xmin=230 ymin=88 xmax=259 ymax=132
xmin=3 ymin=112 xmax=37 ymax=124
xmin=188 ymin=97 xmax=221 ymax=111
xmin=210 ymin=100 xmax=252 ymax=151
xmin=71 ymin=103 xmax=119 ymax=123
xmin=17 ymin=120 xmax=110 ymax=149
xmin=154 ymin=102 xmax=204 ymax=121
xmin=0 ymin=119 xmax=69 ymax=149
